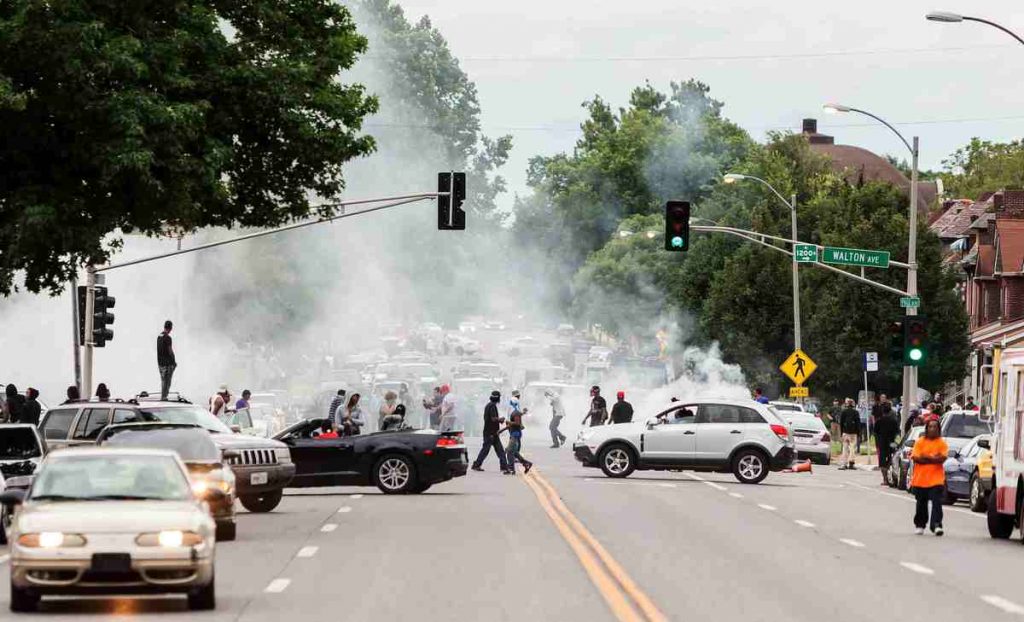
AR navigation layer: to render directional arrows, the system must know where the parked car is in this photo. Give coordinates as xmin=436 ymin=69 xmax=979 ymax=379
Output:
xmin=940 ymin=410 xmax=993 ymax=456
xmin=0 ymin=423 xmax=46 ymax=482
xmin=274 ymin=419 xmax=468 ymax=493
xmin=943 ymin=433 xmax=994 ymax=511
xmin=769 ymin=401 xmax=806 ymax=413
xmin=0 ymin=447 xmax=218 ymax=611
xmin=37 ymin=396 xmax=294 ymax=513
xmin=97 ymin=424 xmax=239 ymax=540
xmin=888 ymin=426 xmax=925 ymax=491
xmin=781 ymin=412 xmax=830 ymax=465
xmin=499 ymin=336 xmax=545 ymax=357
xmin=573 ymin=398 xmax=795 ymax=484
xmin=482 ymin=319 xmax=506 ymax=331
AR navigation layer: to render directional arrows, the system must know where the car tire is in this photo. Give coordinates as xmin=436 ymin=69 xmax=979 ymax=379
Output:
xmin=187 ymin=577 xmax=216 ymax=611
xmin=969 ymin=474 xmax=988 ymax=513
xmin=988 ymin=494 xmax=1014 ymax=539
xmin=10 ymin=578 xmax=39 ymax=613
xmin=216 ymin=520 xmax=237 ymax=542
xmin=412 ymin=482 xmax=433 ymax=494
xmin=732 ymin=449 xmax=769 ymax=485
xmin=239 ymin=490 xmax=283 ymax=513
xmin=373 ymin=454 xmax=417 ymax=494
xmin=598 ymin=444 xmax=636 ymax=479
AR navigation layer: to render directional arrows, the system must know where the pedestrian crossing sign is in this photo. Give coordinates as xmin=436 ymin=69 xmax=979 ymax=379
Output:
xmin=780 ymin=349 xmax=817 ymax=386
xmin=789 ymin=386 xmax=809 ymax=398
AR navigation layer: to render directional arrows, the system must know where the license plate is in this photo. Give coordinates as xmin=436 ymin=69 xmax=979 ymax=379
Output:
xmin=91 ymin=553 xmax=131 ymax=572
xmin=795 ymin=437 xmax=815 ymax=445
xmin=250 ymin=472 xmax=269 ymax=485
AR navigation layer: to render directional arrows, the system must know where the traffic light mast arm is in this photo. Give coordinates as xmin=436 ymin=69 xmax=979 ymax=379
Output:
xmin=94 ymin=191 xmax=447 ymax=274
xmin=691 ymin=224 xmax=911 ymax=298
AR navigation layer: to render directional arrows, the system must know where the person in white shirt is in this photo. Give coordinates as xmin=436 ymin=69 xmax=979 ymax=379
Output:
xmin=439 ymin=384 xmax=458 ymax=432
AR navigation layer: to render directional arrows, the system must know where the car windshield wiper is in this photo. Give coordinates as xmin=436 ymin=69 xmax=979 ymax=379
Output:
xmin=30 ymin=494 xmax=90 ymax=502
xmin=86 ymin=494 xmax=177 ymax=501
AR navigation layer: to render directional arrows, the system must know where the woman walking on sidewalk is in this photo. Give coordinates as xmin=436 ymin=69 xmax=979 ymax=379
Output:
xmin=911 ymin=416 xmax=948 ymax=536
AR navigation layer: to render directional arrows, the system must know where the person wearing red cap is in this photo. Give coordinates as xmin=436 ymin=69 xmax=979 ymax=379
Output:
xmin=609 ymin=391 xmax=634 ymax=424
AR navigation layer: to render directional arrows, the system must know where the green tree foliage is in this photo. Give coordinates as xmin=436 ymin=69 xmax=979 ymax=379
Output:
xmin=941 ymin=138 xmax=1024 ymax=200
xmin=0 ymin=0 xmax=378 ymax=295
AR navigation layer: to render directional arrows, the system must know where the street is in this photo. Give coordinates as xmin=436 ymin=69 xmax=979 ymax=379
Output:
xmin=3 ymin=436 xmax=1021 ymax=621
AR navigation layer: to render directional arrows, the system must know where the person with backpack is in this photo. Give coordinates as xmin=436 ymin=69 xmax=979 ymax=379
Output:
xmin=504 ymin=396 xmax=533 ymax=475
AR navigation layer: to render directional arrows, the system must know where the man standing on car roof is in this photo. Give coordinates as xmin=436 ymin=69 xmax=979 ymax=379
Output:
xmin=582 ymin=386 xmax=608 ymax=427
xmin=471 ymin=391 xmax=509 ymax=473
xmin=157 ymin=320 xmax=176 ymax=401
xmin=609 ymin=391 xmax=634 ymax=424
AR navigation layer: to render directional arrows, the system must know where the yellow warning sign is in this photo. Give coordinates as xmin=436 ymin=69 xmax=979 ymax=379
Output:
xmin=789 ymin=386 xmax=809 ymax=398
xmin=780 ymin=349 xmax=817 ymax=386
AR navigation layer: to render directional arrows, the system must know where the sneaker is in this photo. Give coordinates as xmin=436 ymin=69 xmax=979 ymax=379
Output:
xmin=935 ymin=526 xmax=944 ymax=537
xmin=915 ymin=528 xmax=924 ymax=535
xmin=471 ymin=465 xmax=484 ymax=472
xmin=503 ymin=469 xmax=514 ymax=475
xmin=524 ymin=463 xmax=533 ymax=474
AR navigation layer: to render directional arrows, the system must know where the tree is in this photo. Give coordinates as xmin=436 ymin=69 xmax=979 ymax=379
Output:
xmin=941 ymin=138 xmax=1024 ymax=200
xmin=0 ymin=0 xmax=378 ymax=296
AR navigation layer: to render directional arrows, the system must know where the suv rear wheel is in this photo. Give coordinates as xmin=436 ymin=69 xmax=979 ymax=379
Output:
xmin=598 ymin=444 xmax=635 ymax=478
xmin=987 ymin=494 xmax=1014 ymax=539
xmin=732 ymin=449 xmax=769 ymax=485
xmin=239 ymin=490 xmax=283 ymax=513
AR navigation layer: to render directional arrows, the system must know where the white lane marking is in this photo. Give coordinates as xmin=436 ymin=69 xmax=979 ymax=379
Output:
xmin=900 ymin=562 xmax=935 ymax=575
xmin=846 ymin=481 xmax=983 ymax=518
xmin=757 ymin=504 xmax=777 ymax=511
xmin=729 ymin=492 xmax=743 ymax=499
xmin=684 ymin=472 xmax=706 ymax=481
xmin=296 ymin=546 xmax=319 ymax=558
xmin=337 ymin=506 xmax=352 ymax=513
xmin=982 ymin=595 xmax=1024 ymax=615
xmin=794 ymin=520 xmax=815 ymax=528
xmin=321 ymin=523 xmax=338 ymax=533
xmin=0 ymin=554 xmax=8 ymax=565
xmin=350 ymin=494 xmax=364 ymax=499
xmin=704 ymin=481 xmax=727 ymax=491
xmin=657 ymin=483 xmax=676 ymax=488
xmin=264 ymin=578 xmax=291 ymax=593
xmin=839 ymin=538 xmax=865 ymax=548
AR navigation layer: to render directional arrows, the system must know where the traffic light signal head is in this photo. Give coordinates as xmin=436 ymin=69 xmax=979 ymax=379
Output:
xmin=664 ymin=201 xmax=690 ymax=252
xmin=437 ymin=171 xmax=466 ymax=230
xmin=93 ymin=286 xmax=116 ymax=347
xmin=903 ymin=315 xmax=927 ymax=366
xmin=888 ymin=320 xmax=903 ymax=363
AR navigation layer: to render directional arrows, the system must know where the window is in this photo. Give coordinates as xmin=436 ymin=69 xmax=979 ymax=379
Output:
xmin=72 ymin=408 xmax=111 ymax=440
xmin=41 ymin=409 xmax=78 ymax=441
xmin=663 ymin=405 xmax=697 ymax=425
xmin=112 ymin=409 xmax=141 ymax=425
xmin=740 ymin=408 xmax=766 ymax=424
xmin=697 ymin=404 xmax=742 ymax=424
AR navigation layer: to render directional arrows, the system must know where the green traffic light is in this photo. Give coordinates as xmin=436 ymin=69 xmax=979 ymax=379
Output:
xmin=671 ymin=236 xmax=684 ymax=248
xmin=909 ymin=348 xmax=923 ymax=362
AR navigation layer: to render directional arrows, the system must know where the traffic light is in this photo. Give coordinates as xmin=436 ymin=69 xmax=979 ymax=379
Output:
xmin=93 ymin=286 xmax=116 ymax=347
xmin=437 ymin=171 xmax=466 ymax=230
xmin=887 ymin=320 xmax=903 ymax=364
xmin=77 ymin=285 xmax=88 ymax=345
xmin=664 ymin=200 xmax=690 ymax=251
xmin=903 ymin=315 xmax=927 ymax=366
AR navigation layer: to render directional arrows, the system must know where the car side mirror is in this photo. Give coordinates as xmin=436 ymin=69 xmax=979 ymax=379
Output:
xmin=978 ymin=439 xmax=991 ymax=450
xmin=222 ymin=449 xmax=240 ymax=461
xmin=230 ymin=425 xmax=242 ymax=434
xmin=0 ymin=489 xmax=26 ymax=507
xmin=646 ymin=417 xmax=661 ymax=429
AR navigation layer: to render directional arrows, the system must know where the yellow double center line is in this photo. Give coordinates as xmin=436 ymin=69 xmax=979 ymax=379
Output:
xmin=522 ymin=471 xmax=667 ymax=622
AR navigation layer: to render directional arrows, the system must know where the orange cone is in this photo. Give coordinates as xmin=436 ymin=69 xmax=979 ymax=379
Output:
xmin=792 ymin=460 xmax=813 ymax=474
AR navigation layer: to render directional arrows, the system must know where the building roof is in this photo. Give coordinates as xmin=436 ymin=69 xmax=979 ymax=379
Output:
xmin=977 ymin=245 xmax=996 ymax=277
xmin=996 ymin=220 xmax=1024 ymax=274
xmin=930 ymin=200 xmax=988 ymax=240
xmin=809 ymin=143 xmax=937 ymax=213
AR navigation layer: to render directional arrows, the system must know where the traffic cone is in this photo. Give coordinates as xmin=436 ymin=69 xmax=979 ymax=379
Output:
xmin=783 ymin=459 xmax=813 ymax=474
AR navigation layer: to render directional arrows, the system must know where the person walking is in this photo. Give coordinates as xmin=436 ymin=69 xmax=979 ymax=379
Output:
xmin=328 ymin=389 xmax=347 ymax=421
xmin=379 ymin=391 xmax=398 ymax=431
xmin=838 ymin=398 xmax=861 ymax=470
xmin=911 ymin=417 xmax=949 ymax=536
xmin=504 ymin=396 xmax=533 ymax=475
xmin=874 ymin=400 xmax=899 ymax=486
xmin=157 ymin=320 xmax=177 ymax=401
xmin=471 ymin=391 xmax=509 ymax=473
xmin=609 ymin=391 xmax=634 ymax=424
xmin=235 ymin=389 xmax=252 ymax=411
xmin=22 ymin=388 xmax=42 ymax=426
xmin=582 ymin=386 xmax=608 ymax=427
xmin=2 ymin=384 xmax=25 ymax=423
xmin=439 ymin=384 xmax=458 ymax=432
xmin=546 ymin=390 xmax=567 ymax=448
xmin=338 ymin=393 xmax=366 ymax=436
xmin=753 ymin=388 xmax=770 ymax=404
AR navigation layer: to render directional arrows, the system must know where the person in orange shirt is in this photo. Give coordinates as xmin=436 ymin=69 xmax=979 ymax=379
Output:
xmin=911 ymin=417 xmax=949 ymax=536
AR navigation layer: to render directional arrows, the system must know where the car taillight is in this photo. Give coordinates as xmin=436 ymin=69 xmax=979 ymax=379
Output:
xmin=770 ymin=424 xmax=789 ymax=440
xmin=437 ymin=434 xmax=463 ymax=447
xmin=822 ymin=433 xmax=831 ymax=443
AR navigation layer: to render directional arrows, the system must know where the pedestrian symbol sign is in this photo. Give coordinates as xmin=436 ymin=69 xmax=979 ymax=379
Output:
xmin=780 ymin=349 xmax=817 ymax=386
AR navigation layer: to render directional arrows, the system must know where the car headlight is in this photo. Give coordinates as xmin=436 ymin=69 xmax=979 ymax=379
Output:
xmin=275 ymin=448 xmax=292 ymax=463
xmin=136 ymin=530 xmax=204 ymax=547
xmin=18 ymin=532 xmax=87 ymax=548
xmin=192 ymin=479 xmax=232 ymax=496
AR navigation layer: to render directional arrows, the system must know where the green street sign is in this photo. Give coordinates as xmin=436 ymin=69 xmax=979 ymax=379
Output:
xmin=900 ymin=296 xmax=920 ymax=309
xmin=822 ymin=246 xmax=890 ymax=269
xmin=793 ymin=244 xmax=818 ymax=263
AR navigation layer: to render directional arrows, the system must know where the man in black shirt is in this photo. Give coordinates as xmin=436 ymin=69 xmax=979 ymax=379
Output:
xmin=582 ymin=386 xmax=608 ymax=427
xmin=471 ymin=391 xmax=510 ymax=473
xmin=609 ymin=391 xmax=634 ymax=424
xmin=22 ymin=388 xmax=42 ymax=426
xmin=157 ymin=320 xmax=176 ymax=401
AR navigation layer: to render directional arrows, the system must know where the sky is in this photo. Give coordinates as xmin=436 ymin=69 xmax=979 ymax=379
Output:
xmin=384 ymin=0 xmax=1023 ymax=206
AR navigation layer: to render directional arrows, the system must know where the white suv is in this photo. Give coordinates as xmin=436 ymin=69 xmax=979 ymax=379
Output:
xmin=573 ymin=398 xmax=795 ymax=484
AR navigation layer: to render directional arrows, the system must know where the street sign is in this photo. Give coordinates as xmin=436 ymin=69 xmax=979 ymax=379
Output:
xmin=789 ymin=386 xmax=809 ymax=398
xmin=780 ymin=349 xmax=817 ymax=386
xmin=863 ymin=351 xmax=879 ymax=373
xmin=793 ymin=244 xmax=818 ymax=263
xmin=821 ymin=246 xmax=890 ymax=269
xmin=900 ymin=296 xmax=920 ymax=309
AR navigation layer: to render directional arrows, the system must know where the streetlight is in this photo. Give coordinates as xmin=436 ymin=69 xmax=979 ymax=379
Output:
xmin=926 ymin=11 xmax=1024 ymax=46
xmin=722 ymin=173 xmax=802 ymax=352
xmin=823 ymin=102 xmax=919 ymax=430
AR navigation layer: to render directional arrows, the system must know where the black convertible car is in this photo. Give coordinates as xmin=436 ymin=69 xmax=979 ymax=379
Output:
xmin=273 ymin=419 xmax=468 ymax=494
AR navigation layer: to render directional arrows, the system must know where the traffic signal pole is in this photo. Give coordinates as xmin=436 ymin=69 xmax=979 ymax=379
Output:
xmin=82 ymin=265 xmax=96 ymax=399
xmin=901 ymin=136 xmax=920 ymax=432
xmin=790 ymin=193 xmax=801 ymax=352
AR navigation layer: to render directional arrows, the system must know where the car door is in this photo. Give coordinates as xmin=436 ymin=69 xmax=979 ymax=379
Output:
xmin=68 ymin=407 xmax=112 ymax=447
xmin=642 ymin=404 xmax=698 ymax=463
xmin=287 ymin=435 xmax=359 ymax=486
xmin=694 ymin=404 xmax=746 ymax=462
xmin=39 ymin=408 xmax=80 ymax=450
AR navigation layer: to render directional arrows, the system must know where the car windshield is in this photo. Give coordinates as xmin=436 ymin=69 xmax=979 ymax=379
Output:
xmin=102 ymin=429 xmax=221 ymax=462
xmin=943 ymin=414 xmax=991 ymax=439
xmin=786 ymin=414 xmax=824 ymax=430
xmin=31 ymin=454 xmax=191 ymax=501
xmin=136 ymin=406 xmax=233 ymax=434
xmin=0 ymin=427 xmax=42 ymax=459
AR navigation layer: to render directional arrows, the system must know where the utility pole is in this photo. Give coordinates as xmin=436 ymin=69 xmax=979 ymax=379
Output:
xmin=82 ymin=265 xmax=96 ymax=399
xmin=901 ymin=136 xmax=920 ymax=431
xmin=71 ymin=277 xmax=81 ymax=394
xmin=791 ymin=193 xmax=801 ymax=352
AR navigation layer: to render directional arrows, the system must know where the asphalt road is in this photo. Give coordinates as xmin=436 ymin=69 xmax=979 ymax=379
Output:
xmin=3 ymin=435 xmax=1024 ymax=621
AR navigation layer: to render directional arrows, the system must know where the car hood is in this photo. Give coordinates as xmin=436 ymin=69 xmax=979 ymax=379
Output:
xmin=945 ymin=437 xmax=972 ymax=453
xmin=18 ymin=500 xmax=209 ymax=534
xmin=209 ymin=433 xmax=286 ymax=450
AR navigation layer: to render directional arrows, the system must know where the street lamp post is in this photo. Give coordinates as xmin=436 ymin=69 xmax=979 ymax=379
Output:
xmin=823 ymin=104 xmax=919 ymax=431
xmin=723 ymin=174 xmax=801 ymax=351
xmin=926 ymin=12 xmax=1024 ymax=46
